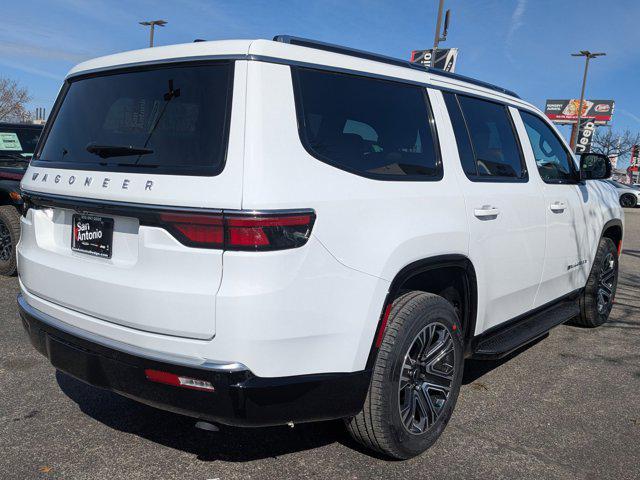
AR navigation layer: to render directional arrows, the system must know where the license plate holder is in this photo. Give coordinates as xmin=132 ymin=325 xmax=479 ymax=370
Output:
xmin=71 ymin=213 xmax=114 ymax=259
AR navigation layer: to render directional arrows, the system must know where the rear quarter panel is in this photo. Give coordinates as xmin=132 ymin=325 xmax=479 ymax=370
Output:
xmin=241 ymin=61 xmax=469 ymax=282
xmin=236 ymin=61 xmax=470 ymax=374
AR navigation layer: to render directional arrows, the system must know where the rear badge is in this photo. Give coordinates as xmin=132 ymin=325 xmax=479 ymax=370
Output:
xmin=29 ymin=172 xmax=153 ymax=191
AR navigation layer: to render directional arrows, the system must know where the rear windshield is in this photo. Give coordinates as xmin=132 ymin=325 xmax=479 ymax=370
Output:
xmin=0 ymin=124 xmax=43 ymax=159
xmin=34 ymin=62 xmax=234 ymax=176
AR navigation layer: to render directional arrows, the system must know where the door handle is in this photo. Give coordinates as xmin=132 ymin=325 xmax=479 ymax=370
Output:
xmin=550 ymin=201 xmax=566 ymax=213
xmin=474 ymin=205 xmax=500 ymax=218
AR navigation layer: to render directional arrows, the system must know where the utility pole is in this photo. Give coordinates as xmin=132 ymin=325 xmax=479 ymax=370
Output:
xmin=139 ymin=19 xmax=167 ymax=47
xmin=431 ymin=0 xmax=450 ymax=69
xmin=432 ymin=0 xmax=445 ymax=63
xmin=570 ymin=50 xmax=605 ymax=151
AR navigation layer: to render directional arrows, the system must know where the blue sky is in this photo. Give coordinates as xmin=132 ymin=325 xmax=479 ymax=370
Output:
xmin=3 ymin=0 xmax=639 ymax=166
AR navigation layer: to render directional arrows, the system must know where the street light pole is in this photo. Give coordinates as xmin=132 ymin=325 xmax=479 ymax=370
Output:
xmin=139 ymin=19 xmax=167 ymax=47
xmin=570 ymin=50 xmax=605 ymax=151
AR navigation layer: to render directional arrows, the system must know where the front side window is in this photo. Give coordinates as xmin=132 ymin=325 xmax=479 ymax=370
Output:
xmin=292 ymin=67 xmax=441 ymax=180
xmin=453 ymin=95 xmax=527 ymax=181
xmin=519 ymin=111 xmax=577 ymax=183
xmin=35 ymin=62 xmax=234 ymax=176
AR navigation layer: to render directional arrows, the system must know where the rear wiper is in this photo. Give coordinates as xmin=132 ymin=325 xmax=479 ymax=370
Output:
xmin=86 ymin=143 xmax=154 ymax=159
xmin=113 ymin=163 xmax=159 ymax=168
xmin=0 ymin=152 xmax=30 ymax=163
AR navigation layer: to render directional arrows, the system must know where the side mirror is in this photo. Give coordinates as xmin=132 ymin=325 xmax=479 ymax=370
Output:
xmin=580 ymin=153 xmax=612 ymax=180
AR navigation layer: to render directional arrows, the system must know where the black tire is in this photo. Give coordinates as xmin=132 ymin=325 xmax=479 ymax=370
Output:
xmin=0 ymin=205 xmax=21 ymax=277
xmin=346 ymin=291 xmax=464 ymax=459
xmin=619 ymin=194 xmax=637 ymax=208
xmin=575 ymin=237 xmax=618 ymax=327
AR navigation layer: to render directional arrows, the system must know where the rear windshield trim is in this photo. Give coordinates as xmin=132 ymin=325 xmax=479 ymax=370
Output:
xmin=33 ymin=60 xmax=235 ymax=177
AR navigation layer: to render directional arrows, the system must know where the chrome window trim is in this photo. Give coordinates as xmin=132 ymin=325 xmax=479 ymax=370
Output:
xmin=65 ymin=54 xmax=529 ymax=110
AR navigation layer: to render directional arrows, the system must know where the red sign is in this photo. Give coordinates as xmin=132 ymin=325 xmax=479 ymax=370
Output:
xmin=545 ymin=99 xmax=615 ymax=125
xmin=630 ymin=145 xmax=640 ymax=172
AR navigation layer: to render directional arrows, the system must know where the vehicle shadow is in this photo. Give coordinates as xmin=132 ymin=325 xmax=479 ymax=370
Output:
xmin=56 ymin=338 xmax=544 ymax=464
xmin=55 ymin=280 xmax=634 ymax=463
xmin=56 ymin=371 xmax=345 ymax=462
xmin=621 ymin=249 xmax=640 ymax=260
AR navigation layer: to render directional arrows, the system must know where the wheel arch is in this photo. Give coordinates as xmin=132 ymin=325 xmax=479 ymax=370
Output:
xmin=601 ymin=218 xmax=623 ymax=254
xmin=365 ymin=254 xmax=478 ymax=370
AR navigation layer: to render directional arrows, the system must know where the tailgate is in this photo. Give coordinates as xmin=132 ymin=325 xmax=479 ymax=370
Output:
xmin=18 ymin=59 xmax=247 ymax=339
xmin=19 ymin=196 xmax=225 ymax=340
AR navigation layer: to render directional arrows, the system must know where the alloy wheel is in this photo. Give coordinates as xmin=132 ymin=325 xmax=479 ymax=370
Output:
xmin=621 ymin=195 xmax=636 ymax=208
xmin=398 ymin=322 xmax=455 ymax=435
xmin=596 ymin=252 xmax=617 ymax=315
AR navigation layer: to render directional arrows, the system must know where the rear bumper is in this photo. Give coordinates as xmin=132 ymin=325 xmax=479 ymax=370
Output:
xmin=18 ymin=294 xmax=371 ymax=427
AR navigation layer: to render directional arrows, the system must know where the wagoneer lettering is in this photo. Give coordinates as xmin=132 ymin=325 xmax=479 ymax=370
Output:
xmin=17 ymin=36 xmax=623 ymax=460
xmin=24 ymin=171 xmax=155 ymax=192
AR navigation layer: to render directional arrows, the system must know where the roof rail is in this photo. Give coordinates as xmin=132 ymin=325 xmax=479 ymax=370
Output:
xmin=273 ymin=35 xmax=520 ymax=99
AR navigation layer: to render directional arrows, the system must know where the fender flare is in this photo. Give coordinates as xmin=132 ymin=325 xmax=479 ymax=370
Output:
xmin=600 ymin=218 xmax=623 ymax=252
xmin=364 ymin=254 xmax=478 ymax=370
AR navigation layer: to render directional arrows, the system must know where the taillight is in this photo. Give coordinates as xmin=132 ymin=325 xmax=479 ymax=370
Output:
xmin=225 ymin=213 xmax=315 ymax=250
xmin=159 ymin=212 xmax=224 ymax=248
xmin=158 ymin=210 xmax=315 ymax=251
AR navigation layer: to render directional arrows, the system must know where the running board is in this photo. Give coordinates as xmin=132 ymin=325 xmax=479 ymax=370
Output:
xmin=471 ymin=295 xmax=581 ymax=360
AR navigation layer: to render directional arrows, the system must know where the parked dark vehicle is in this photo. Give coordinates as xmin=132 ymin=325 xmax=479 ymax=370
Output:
xmin=0 ymin=122 xmax=43 ymax=275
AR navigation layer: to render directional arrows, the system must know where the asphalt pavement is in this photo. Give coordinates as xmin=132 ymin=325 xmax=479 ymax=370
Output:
xmin=1 ymin=210 xmax=639 ymax=480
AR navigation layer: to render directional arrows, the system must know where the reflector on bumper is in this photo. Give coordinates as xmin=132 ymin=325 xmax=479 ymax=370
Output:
xmin=145 ymin=369 xmax=215 ymax=392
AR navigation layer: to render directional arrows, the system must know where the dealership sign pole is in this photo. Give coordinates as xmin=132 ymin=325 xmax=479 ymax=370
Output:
xmin=412 ymin=0 xmax=455 ymax=71
xmin=432 ymin=0 xmax=445 ymax=66
xmin=569 ymin=51 xmax=606 ymax=152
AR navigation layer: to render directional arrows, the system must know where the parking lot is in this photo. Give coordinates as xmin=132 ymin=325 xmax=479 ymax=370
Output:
xmin=0 ymin=209 xmax=638 ymax=480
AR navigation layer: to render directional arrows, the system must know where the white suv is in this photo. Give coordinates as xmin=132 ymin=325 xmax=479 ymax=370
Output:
xmin=17 ymin=36 xmax=623 ymax=459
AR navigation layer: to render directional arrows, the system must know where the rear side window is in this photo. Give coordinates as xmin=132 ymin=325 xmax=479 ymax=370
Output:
xmin=442 ymin=93 xmax=476 ymax=177
xmin=444 ymin=93 xmax=527 ymax=181
xmin=292 ymin=67 xmax=441 ymax=180
xmin=34 ymin=62 xmax=234 ymax=176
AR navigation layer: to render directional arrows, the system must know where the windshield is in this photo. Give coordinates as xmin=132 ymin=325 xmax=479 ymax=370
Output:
xmin=607 ymin=179 xmax=629 ymax=188
xmin=35 ymin=62 xmax=234 ymax=176
xmin=0 ymin=124 xmax=43 ymax=159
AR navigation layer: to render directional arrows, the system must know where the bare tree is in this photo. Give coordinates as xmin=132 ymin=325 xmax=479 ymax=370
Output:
xmin=591 ymin=127 xmax=640 ymax=159
xmin=0 ymin=77 xmax=32 ymax=123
